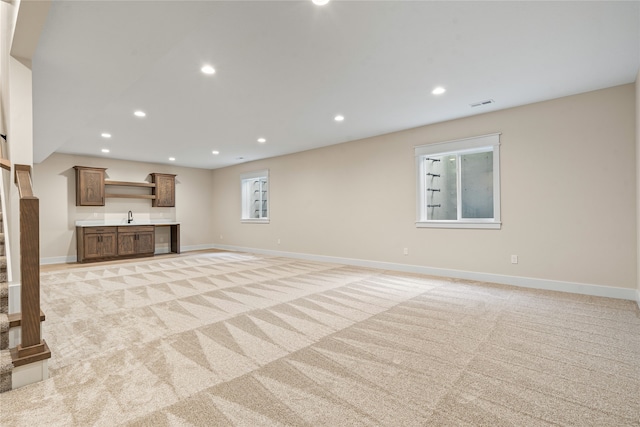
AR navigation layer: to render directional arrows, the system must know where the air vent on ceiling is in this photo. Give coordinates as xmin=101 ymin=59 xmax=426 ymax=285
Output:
xmin=470 ymin=99 xmax=495 ymax=108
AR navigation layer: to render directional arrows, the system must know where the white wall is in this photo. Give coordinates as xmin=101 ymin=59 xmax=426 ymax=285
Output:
xmin=211 ymin=84 xmax=637 ymax=295
xmin=33 ymin=153 xmax=215 ymax=262
xmin=636 ymin=69 xmax=640 ymax=306
xmin=1 ymin=0 xmax=50 ymax=284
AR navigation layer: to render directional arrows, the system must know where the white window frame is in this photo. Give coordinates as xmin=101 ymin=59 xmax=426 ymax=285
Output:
xmin=241 ymin=169 xmax=270 ymax=224
xmin=415 ymin=133 xmax=501 ymax=229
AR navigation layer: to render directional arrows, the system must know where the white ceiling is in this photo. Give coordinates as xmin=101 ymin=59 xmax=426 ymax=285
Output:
xmin=32 ymin=0 xmax=640 ymax=170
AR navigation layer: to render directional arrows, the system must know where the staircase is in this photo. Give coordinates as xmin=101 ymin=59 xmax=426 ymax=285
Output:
xmin=0 ymin=209 xmax=12 ymax=392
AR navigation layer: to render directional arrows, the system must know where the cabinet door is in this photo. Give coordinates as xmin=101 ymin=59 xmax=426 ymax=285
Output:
xmin=100 ymin=231 xmax=118 ymax=257
xmin=83 ymin=234 xmax=102 ymax=259
xmin=118 ymin=226 xmax=155 ymax=256
xmin=151 ymin=173 xmax=176 ymax=207
xmin=117 ymin=231 xmax=136 ymax=256
xmin=136 ymin=231 xmax=155 ymax=255
xmin=82 ymin=230 xmax=117 ymax=259
xmin=75 ymin=167 xmax=106 ymax=206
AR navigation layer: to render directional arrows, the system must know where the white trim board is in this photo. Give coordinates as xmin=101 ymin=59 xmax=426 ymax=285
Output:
xmin=38 ymin=244 xmax=637 ymax=302
xmin=39 ymin=244 xmax=218 ymax=266
xmin=213 ymin=244 xmax=637 ymax=301
xmin=40 ymin=255 xmax=76 ymax=265
xmin=8 ymin=281 xmax=20 ymax=313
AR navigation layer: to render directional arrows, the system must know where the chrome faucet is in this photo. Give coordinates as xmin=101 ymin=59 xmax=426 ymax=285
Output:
xmin=127 ymin=210 xmax=133 ymax=224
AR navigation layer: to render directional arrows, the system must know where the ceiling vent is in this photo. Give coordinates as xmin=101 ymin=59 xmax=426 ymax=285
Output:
xmin=470 ymin=99 xmax=495 ymax=108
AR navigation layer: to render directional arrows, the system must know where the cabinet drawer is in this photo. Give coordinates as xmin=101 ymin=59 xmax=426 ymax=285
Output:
xmin=117 ymin=226 xmax=154 ymax=233
xmin=83 ymin=226 xmax=117 ymax=234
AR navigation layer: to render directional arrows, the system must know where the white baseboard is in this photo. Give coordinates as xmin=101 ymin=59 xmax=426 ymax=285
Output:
xmin=12 ymin=360 xmax=48 ymax=390
xmin=212 ymin=244 xmax=638 ymax=301
xmin=39 ymin=245 xmax=218 ymax=266
xmin=181 ymin=244 xmax=217 ymax=252
xmin=40 ymin=255 xmax=76 ymax=265
xmin=37 ymin=244 xmax=638 ymax=302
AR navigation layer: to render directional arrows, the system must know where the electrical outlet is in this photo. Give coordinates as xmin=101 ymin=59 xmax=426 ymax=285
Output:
xmin=403 ymin=248 xmax=409 ymax=255
xmin=220 ymin=235 xmax=223 ymax=240
xmin=511 ymin=255 xmax=518 ymax=264
xmin=277 ymin=239 xmax=281 ymax=245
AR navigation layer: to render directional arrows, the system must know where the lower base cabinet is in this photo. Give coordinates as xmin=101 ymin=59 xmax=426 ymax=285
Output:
xmin=117 ymin=226 xmax=155 ymax=257
xmin=78 ymin=227 xmax=118 ymax=261
xmin=77 ymin=225 xmax=155 ymax=263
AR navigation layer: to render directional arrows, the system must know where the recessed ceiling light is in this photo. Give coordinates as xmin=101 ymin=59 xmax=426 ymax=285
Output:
xmin=432 ymin=87 xmax=446 ymax=95
xmin=201 ymin=65 xmax=215 ymax=75
xmin=101 ymin=133 xmax=111 ymax=138
xmin=212 ymin=150 xmax=220 ymax=155
xmin=312 ymin=0 xmax=330 ymax=5
xmin=101 ymin=148 xmax=110 ymax=153
xmin=169 ymin=157 xmax=175 ymax=161
xmin=257 ymin=138 xmax=266 ymax=143
xmin=134 ymin=110 xmax=146 ymax=117
xmin=334 ymin=115 xmax=345 ymax=122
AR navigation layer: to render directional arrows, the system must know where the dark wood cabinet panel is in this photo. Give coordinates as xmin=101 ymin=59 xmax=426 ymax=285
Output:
xmin=77 ymin=227 xmax=117 ymax=261
xmin=74 ymin=166 xmax=106 ymax=206
xmin=116 ymin=232 xmax=136 ymax=256
xmin=151 ymin=173 xmax=176 ymax=207
xmin=82 ymin=234 xmax=101 ymax=259
xmin=117 ymin=226 xmax=154 ymax=256
xmin=136 ymin=231 xmax=155 ymax=254
xmin=100 ymin=232 xmax=118 ymax=258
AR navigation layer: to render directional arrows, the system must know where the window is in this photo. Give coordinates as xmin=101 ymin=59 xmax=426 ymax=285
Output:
xmin=415 ymin=133 xmax=501 ymax=229
xmin=241 ymin=170 xmax=269 ymax=223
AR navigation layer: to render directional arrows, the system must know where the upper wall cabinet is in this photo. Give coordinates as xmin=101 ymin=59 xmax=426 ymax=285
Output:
xmin=74 ymin=166 xmax=106 ymax=206
xmin=74 ymin=166 xmax=176 ymax=207
xmin=151 ymin=173 xmax=176 ymax=207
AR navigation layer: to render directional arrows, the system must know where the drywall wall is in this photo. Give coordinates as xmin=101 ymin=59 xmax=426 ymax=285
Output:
xmin=636 ymin=69 xmax=640 ymax=303
xmin=33 ymin=153 xmax=215 ymax=262
xmin=211 ymin=84 xmax=637 ymax=292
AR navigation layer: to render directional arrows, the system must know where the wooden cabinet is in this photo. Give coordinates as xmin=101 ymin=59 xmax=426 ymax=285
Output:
xmin=77 ymin=227 xmax=117 ymax=261
xmin=77 ymin=225 xmax=154 ymax=262
xmin=117 ymin=226 xmax=155 ymax=256
xmin=74 ymin=166 xmax=106 ymax=206
xmin=74 ymin=166 xmax=176 ymax=207
xmin=151 ymin=173 xmax=176 ymax=207
xmin=77 ymin=224 xmax=180 ymax=263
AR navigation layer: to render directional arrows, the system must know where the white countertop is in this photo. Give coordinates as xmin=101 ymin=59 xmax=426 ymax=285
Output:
xmin=75 ymin=220 xmax=179 ymax=227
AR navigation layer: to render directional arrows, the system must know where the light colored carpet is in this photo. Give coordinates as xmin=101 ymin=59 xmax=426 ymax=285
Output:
xmin=1 ymin=251 xmax=639 ymax=426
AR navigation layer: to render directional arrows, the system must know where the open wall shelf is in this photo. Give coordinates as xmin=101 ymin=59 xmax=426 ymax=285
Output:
xmin=105 ymin=180 xmax=157 ymax=199
xmin=105 ymin=180 xmax=156 ymax=188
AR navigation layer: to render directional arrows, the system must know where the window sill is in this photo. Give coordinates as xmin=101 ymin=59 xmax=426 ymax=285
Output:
xmin=241 ymin=219 xmax=270 ymax=224
xmin=416 ymin=220 xmax=501 ymax=229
